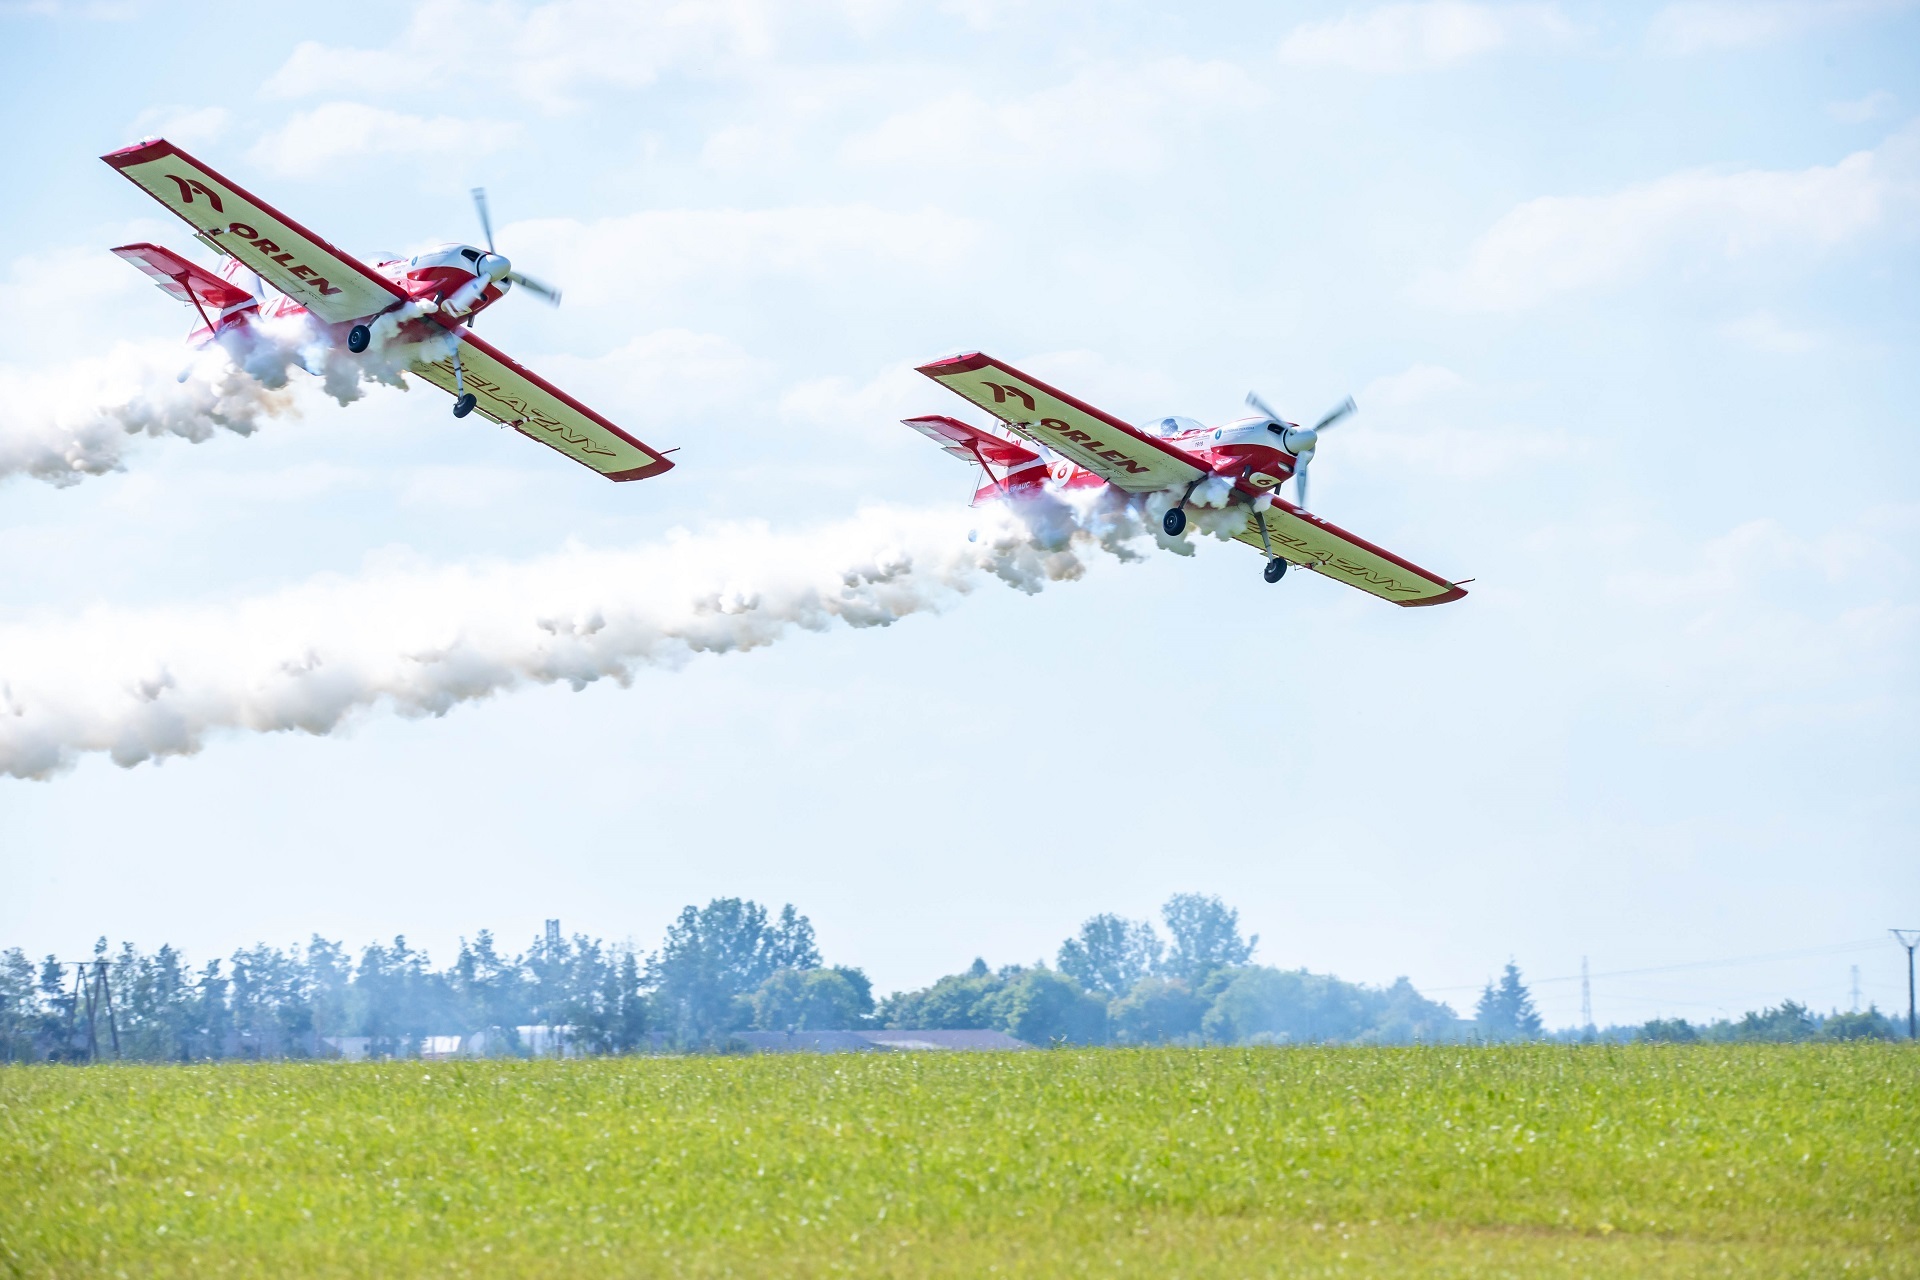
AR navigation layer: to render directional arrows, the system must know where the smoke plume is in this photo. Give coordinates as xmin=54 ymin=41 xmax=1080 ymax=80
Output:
xmin=0 ymin=316 xmax=419 ymax=487
xmin=0 ymin=493 xmax=1228 ymax=780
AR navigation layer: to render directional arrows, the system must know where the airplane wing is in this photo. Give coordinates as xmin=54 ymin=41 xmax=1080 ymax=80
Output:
xmin=412 ymin=327 xmax=674 ymax=482
xmin=917 ymin=352 xmax=1205 ymax=493
xmin=902 ymin=414 xmax=1042 ymax=468
xmin=101 ymin=138 xmax=405 ymax=324
xmin=1232 ymin=498 xmax=1467 ymax=607
xmin=111 ymin=243 xmax=256 ymax=314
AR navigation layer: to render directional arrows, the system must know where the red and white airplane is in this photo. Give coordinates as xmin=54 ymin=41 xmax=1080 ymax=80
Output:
xmin=905 ymin=353 xmax=1468 ymax=606
xmin=101 ymin=138 xmax=673 ymax=483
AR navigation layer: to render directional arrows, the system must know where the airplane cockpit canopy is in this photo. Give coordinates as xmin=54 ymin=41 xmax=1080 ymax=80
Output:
xmin=1141 ymin=415 xmax=1205 ymax=438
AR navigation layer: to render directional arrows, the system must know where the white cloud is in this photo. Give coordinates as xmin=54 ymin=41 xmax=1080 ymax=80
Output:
xmin=842 ymin=59 xmax=1264 ymax=174
xmin=536 ymin=329 xmax=770 ymax=421
xmin=1603 ymin=509 xmax=1919 ymax=741
xmin=1645 ymin=0 xmax=1911 ymax=57
xmin=1722 ymin=310 xmax=1823 ymax=354
xmin=781 ymin=360 xmax=929 ymax=438
xmin=1828 ymin=90 xmax=1898 ymax=124
xmin=1339 ymin=364 xmax=1581 ymax=479
xmin=503 ymin=205 xmax=980 ymax=305
xmin=248 ymin=103 xmax=519 ymax=177
xmin=0 ymin=245 xmax=144 ymax=334
xmin=1426 ymin=122 xmax=1920 ymax=310
xmin=261 ymin=0 xmax=776 ymax=110
xmin=1359 ymin=363 xmax=1470 ymax=409
xmin=129 ymin=104 xmax=230 ymax=147
xmin=1277 ymin=2 xmax=1576 ymax=73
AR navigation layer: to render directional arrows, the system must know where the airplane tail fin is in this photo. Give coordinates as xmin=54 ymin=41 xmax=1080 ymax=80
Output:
xmin=112 ymin=242 xmax=259 ymax=342
xmin=902 ymin=414 xmax=1050 ymax=505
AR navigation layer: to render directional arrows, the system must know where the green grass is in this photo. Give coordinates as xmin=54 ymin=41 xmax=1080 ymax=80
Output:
xmin=3 ymin=1045 xmax=1916 ymax=1277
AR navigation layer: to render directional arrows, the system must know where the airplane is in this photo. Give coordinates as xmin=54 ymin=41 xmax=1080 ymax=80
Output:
xmin=100 ymin=138 xmax=673 ymax=483
xmin=904 ymin=352 xmax=1468 ymax=606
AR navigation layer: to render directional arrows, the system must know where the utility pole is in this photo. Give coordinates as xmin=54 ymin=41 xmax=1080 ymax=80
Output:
xmin=1850 ymin=964 xmax=1861 ymax=1014
xmin=1895 ymin=931 xmax=1920 ymax=1041
xmin=1579 ymin=956 xmax=1594 ymax=1035
xmin=59 ymin=960 xmax=121 ymax=1063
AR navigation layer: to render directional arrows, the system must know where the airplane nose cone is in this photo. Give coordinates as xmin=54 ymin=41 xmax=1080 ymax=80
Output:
xmin=478 ymin=252 xmax=511 ymax=281
xmin=1281 ymin=425 xmax=1318 ymax=456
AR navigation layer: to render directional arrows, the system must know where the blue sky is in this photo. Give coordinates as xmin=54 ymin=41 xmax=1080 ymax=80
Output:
xmin=1 ymin=0 xmax=1915 ymax=1026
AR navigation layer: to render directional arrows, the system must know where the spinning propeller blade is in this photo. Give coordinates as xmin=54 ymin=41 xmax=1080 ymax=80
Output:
xmin=469 ymin=186 xmax=561 ymax=307
xmin=1313 ymin=397 xmax=1356 ymax=432
xmin=1245 ymin=388 xmax=1357 ymax=512
xmin=472 ymin=187 xmax=495 ymax=253
xmin=507 ymin=271 xmax=562 ymax=306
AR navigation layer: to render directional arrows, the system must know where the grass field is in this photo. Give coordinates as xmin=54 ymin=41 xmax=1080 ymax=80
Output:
xmin=3 ymin=1045 xmax=1916 ymax=1277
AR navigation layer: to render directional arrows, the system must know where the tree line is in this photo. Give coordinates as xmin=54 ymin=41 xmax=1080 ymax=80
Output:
xmin=1 ymin=893 xmax=1899 ymax=1061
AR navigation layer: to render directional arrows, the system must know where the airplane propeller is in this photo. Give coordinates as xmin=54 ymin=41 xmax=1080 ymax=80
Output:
xmin=471 ymin=187 xmax=563 ymax=306
xmin=1247 ymin=391 xmax=1356 ymax=512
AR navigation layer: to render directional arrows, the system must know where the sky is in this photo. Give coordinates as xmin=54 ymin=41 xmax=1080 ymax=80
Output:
xmin=1 ymin=0 xmax=1916 ymax=1029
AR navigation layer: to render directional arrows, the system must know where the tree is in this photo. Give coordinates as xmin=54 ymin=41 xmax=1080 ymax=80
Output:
xmin=1728 ymin=1000 xmax=1818 ymax=1043
xmin=0 ymin=948 xmax=37 ymax=1062
xmin=881 ymin=967 xmax=1004 ymax=1030
xmin=605 ymin=950 xmax=650 ymax=1051
xmin=1820 ymin=1007 xmax=1897 ymax=1041
xmin=1057 ymin=914 xmax=1163 ymax=998
xmin=351 ymin=937 xmax=445 ymax=1054
xmin=1365 ymin=977 xmax=1467 ymax=1044
xmin=646 ymin=899 xmax=820 ymax=1044
xmin=1638 ymin=1018 xmax=1698 ymax=1043
xmin=1108 ymin=977 xmax=1207 ymax=1044
xmin=987 ymin=970 xmax=1106 ymax=1045
xmin=193 ymin=959 xmax=231 ymax=1059
xmin=451 ymin=930 xmax=526 ymax=1036
xmin=306 ymin=937 xmax=353 ymax=1042
xmin=1202 ymin=968 xmax=1375 ymax=1044
xmin=1475 ymin=961 xmax=1543 ymax=1041
xmin=767 ymin=906 xmax=821 ymax=972
xmin=752 ymin=968 xmax=872 ymax=1031
xmin=1160 ymin=894 xmax=1256 ymax=982
xmin=38 ymin=955 xmax=72 ymax=1057
xmin=229 ymin=943 xmax=313 ymax=1057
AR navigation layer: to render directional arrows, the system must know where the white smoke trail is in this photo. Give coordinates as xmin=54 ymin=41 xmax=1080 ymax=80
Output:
xmin=0 ymin=316 xmax=420 ymax=487
xmin=0 ymin=493 xmax=1226 ymax=781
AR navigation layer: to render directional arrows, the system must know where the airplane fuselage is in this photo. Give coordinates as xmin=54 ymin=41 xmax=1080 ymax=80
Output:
xmin=218 ymin=242 xmax=507 ymax=332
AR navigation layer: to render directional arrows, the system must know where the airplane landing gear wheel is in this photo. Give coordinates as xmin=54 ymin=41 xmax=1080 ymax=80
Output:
xmin=453 ymin=393 xmax=477 ymax=418
xmin=1162 ymin=507 xmax=1187 ymax=537
xmin=347 ymin=325 xmax=371 ymax=354
xmin=1264 ymin=558 xmax=1287 ymax=583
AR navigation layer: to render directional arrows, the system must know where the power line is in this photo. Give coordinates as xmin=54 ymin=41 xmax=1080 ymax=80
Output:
xmin=1423 ymin=938 xmax=1888 ymax=994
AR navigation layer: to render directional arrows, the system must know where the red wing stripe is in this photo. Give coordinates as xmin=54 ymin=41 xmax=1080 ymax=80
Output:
xmin=100 ymin=138 xmax=404 ymax=304
xmin=434 ymin=320 xmax=674 ymax=475
xmin=915 ymin=351 xmax=1202 ymax=471
xmin=1270 ymin=497 xmax=1460 ymax=593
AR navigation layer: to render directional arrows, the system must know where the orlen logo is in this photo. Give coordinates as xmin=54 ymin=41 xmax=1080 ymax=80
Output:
xmin=225 ymin=221 xmax=344 ymax=297
xmin=1035 ymin=416 xmax=1150 ymax=476
xmin=164 ymin=174 xmax=223 ymax=212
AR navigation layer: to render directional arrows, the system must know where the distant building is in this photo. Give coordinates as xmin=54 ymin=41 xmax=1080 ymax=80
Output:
xmin=737 ymin=1029 xmax=1030 ymax=1054
xmin=419 ymin=1035 xmax=464 ymax=1060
